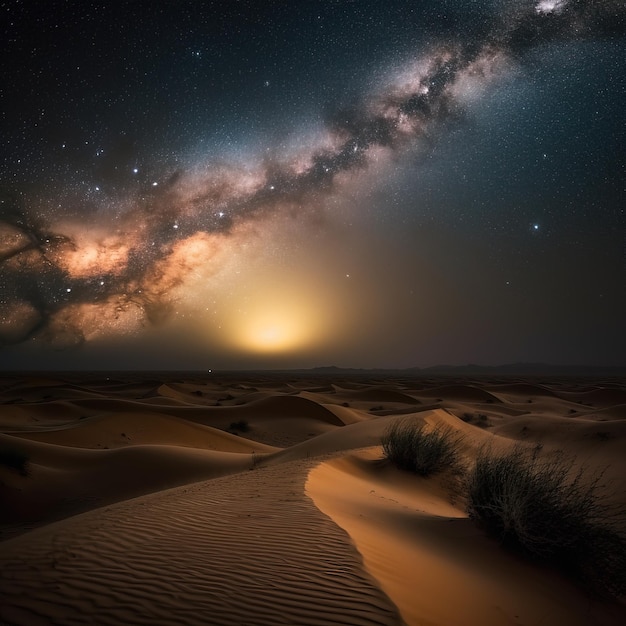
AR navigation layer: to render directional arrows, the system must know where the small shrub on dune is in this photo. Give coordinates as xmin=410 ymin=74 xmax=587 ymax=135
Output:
xmin=382 ymin=420 xmax=464 ymax=477
xmin=0 ymin=445 xmax=30 ymax=476
xmin=229 ymin=420 xmax=250 ymax=433
xmin=466 ymin=446 xmax=626 ymax=597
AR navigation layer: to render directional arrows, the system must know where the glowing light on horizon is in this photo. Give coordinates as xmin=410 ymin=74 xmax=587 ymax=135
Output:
xmin=236 ymin=304 xmax=316 ymax=354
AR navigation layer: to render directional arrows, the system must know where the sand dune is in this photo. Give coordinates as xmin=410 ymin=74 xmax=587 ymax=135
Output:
xmin=1 ymin=459 xmax=401 ymax=625
xmin=1 ymin=373 xmax=625 ymax=625
xmin=328 ymin=386 xmax=422 ymax=405
xmin=307 ymin=447 xmax=622 ymax=626
xmin=9 ymin=411 xmax=276 ymax=453
xmin=413 ymin=383 xmax=503 ymax=404
xmin=483 ymin=382 xmax=558 ymax=398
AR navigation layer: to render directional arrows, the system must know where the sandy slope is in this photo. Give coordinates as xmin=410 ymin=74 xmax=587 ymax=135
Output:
xmin=1 ymin=458 xmax=401 ymax=626
xmin=1 ymin=373 xmax=625 ymax=625
xmin=307 ymin=448 xmax=623 ymax=625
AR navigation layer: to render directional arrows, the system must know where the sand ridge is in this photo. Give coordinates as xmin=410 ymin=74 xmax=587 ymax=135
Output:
xmin=1 ymin=458 xmax=401 ymax=625
xmin=1 ymin=373 xmax=625 ymax=625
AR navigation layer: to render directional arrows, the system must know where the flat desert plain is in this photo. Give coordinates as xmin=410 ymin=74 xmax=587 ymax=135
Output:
xmin=1 ymin=372 xmax=625 ymax=625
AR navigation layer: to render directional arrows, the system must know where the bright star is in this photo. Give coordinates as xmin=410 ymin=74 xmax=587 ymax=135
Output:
xmin=535 ymin=0 xmax=567 ymax=15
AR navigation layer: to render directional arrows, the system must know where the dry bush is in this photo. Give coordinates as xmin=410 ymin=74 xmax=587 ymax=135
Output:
xmin=466 ymin=446 xmax=626 ymax=597
xmin=382 ymin=420 xmax=464 ymax=477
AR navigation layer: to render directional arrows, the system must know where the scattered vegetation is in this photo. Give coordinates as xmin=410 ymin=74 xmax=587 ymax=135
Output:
xmin=461 ymin=412 xmax=490 ymax=427
xmin=466 ymin=446 xmax=626 ymax=597
xmin=229 ymin=420 xmax=250 ymax=433
xmin=594 ymin=431 xmax=612 ymax=441
xmin=0 ymin=444 xmax=30 ymax=476
xmin=382 ymin=420 xmax=464 ymax=477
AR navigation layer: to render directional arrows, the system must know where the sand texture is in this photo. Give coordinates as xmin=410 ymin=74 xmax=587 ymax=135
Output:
xmin=1 ymin=372 xmax=625 ymax=625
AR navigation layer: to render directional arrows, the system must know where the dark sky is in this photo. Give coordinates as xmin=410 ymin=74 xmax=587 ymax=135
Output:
xmin=1 ymin=0 xmax=624 ymax=370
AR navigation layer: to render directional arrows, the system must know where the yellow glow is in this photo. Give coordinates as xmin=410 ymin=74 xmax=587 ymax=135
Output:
xmin=241 ymin=309 xmax=306 ymax=353
xmin=232 ymin=291 xmax=328 ymax=353
xmin=178 ymin=220 xmax=345 ymax=356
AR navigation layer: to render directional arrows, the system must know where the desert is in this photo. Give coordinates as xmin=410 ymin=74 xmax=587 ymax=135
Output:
xmin=1 ymin=371 xmax=625 ymax=625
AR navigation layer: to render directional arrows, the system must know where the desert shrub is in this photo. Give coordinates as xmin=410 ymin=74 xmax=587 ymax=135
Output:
xmin=0 ymin=444 xmax=29 ymax=476
xmin=229 ymin=420 xmax=250 ymax=432
xmin=460 ymin=413 xmax=490 ymax=428
xmin=382 ymin=420 xmax=464 ymax=477
xmin=466 ymin=446 xmax=626 ymax=597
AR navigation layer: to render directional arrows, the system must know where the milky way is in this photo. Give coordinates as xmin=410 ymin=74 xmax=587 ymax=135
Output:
xmin=1 ymin=0 xmax=624 ymax=368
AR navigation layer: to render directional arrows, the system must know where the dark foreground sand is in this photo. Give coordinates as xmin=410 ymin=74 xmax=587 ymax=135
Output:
xmin=1 ymin=372 xmax=625 ymax=625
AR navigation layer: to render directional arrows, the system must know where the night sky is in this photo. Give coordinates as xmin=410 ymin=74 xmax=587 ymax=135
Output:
xmin=1 ymin=0 xmax=624 ymax=370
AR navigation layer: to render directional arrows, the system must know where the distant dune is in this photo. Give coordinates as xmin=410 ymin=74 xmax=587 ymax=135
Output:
xmin=1 ymin=372 xmax=625 ymax=625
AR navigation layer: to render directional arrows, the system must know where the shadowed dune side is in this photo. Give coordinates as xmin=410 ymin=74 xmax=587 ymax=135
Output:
xmin=320 ymin=402 xmax=374 ymax=425
xmin=0 ymin=432 xmax=257 ymax=535
xmin=0 ymin=400 xmax=95 ymax=429
xmin=295 ymin=390 xmax=424 ymax=420
xmin=175 ymin=394 xmax=349 ymax=446
xmin=62 ymin=392 xmax=346 ymax=428
xmin=412 ymin=384 xmax=503 ymax=404
xmin=157 ymin=382 xmax=232 ymax=404
xmin=492 ymin=413 xmax=626 ymax=446
xmin=0 ymin=459 xmax=402 ymax=626
xmin=580 ymin=404 xmax=626 ymax=420
xmin=328 ymin=386 xmax=422 ymax=405
xmin=138 ymin=395 xmax=204 ymax=407
xmin=8 ymin=411 xmax=276 ymax=453
xmin=555 ymin=388 xmax=626 ymax=408
xmin=217 ymin=394 xmax=346 ymax=425
xmin=483 ymin=382 xmax=558 ymax=398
